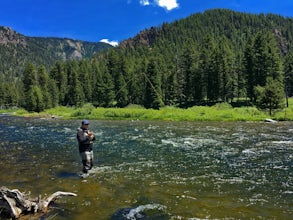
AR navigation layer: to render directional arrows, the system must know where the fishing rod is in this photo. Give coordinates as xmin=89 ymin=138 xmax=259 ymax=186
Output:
xmin=113 ymin=70 xmax=164 ymax=106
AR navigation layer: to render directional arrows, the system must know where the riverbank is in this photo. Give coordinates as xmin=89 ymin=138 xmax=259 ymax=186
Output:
xmin=2 ymin=99 xmax=293 ymax=121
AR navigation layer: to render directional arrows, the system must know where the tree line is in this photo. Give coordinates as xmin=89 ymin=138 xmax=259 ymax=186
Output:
xmin=0 ymin=9 xmax=293 ymax=114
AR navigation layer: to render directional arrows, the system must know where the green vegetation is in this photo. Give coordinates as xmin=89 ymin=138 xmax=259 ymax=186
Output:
xmin=4 ymin=98 xmax=292 ymax=121
xmin=1 ymin=9 xmax=293 ymax=116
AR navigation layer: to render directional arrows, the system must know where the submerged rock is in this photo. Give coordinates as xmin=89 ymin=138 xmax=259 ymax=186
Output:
xmin=110 ymin=204 xmax=169 ymax=220
xmin=111 ymin=208 xmax=146 ymax=220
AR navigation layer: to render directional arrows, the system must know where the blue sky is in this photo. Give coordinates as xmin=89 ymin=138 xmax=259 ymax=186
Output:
xmin=1 ymin=0 xmax=293 ymax=46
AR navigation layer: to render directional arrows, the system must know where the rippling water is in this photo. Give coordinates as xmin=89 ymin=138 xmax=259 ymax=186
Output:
xmin=0 ymin=115 xmax=292 ymax=219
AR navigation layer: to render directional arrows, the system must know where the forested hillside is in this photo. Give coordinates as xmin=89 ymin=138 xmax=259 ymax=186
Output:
xmin=0 ymin=26 xmax=112 ymax=80
xmin=1 ymin=9 xmax=293 ymax=113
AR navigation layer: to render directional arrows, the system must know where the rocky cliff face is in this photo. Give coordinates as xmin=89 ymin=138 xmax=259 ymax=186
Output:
xmin=119 ymin=27 xmax=158 ymax=49
xmin=0 ymin=26 xmax=27 ymax=47
xmin=0 ymin=26 xmax=112 ymax=78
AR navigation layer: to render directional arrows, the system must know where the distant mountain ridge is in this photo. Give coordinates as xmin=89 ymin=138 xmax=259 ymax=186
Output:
xmin=0 ymin=26 xmax=112 ymax=79
xmin=119 ymin=9 xmax=292 ymax=54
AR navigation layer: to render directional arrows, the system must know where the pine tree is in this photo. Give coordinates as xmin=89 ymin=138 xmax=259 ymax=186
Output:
xmin=244 ymin=36 xmax=255 ymax=101
xmin=50 ymin=61 xmax=67 ymax=105
xmin=92 ymin=68 xmax=105 ymax=107
xmin=235 ymin=52 xmax=246 ymax=100
xmin=102 ymin=70 xmax=115 ymax=107
xmin=200 ymin=35 xmax=216 ymax=102
xmin=79 ymin=60 xmax=93 ymax=103
xmin=215 ymin=36 xmax=236 ymax=102
xmin=26 ymin=85 xmax=44 ymax=112
xmin=144 ymin=58 xmax=164 ymax=109
xmin=106 ymin=49 xmax=130 ymax=107
xmin=174 ymin=49 xmax=185 ymax=107
xmin=254 ymin=77 xmax=285 ymax=115
xmin=107 ymin=49 xmax=121 ymax=91
xmin=115 ymin=73 xmax=129 ymax=107
xmin=66 ymin=61 xmax=84 ymax=106
xmin=93 ymin=65 xmax=115 ymax=107
xmin=180 ymin=41 xmax=199 ymax=106
xmin=165 ymin=71 xmax=178 ymax=106
xmin=23 ymin=63 xmax=38 ymax=94
xmin=116 ymin=57 xmax=130 ymax=107
xmin=0 ymin=82 xmax=19 ymax=107
xmin=22 ymin=63 xmax=41 ymax=111
xmin=245 ymin=31 xmax=284 ymax=103
xmin=48 ymin=79 xmax=59 ymax=108
xmin=284 ymin=50 xmax=293 ymax=102
xmin=128 ymin=58 xmax=146 ymax=105
xmin=38 ymin=65 xmax=52 ymax=109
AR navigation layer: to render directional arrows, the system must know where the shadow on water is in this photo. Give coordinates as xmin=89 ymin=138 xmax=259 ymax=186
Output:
xmin=56 ymin=171 xmax=80 ymax=179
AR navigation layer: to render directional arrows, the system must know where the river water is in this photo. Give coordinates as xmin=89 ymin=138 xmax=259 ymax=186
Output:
xmin=0 ymin=115 xmax=292 ymax=219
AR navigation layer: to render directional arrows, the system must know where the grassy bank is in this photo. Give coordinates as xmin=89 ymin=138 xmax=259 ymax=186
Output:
xmin=4 ymin=98 xmax=293 ymax=121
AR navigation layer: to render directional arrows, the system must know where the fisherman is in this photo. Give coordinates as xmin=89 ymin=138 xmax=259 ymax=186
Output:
xmin=76 ymin=120 xmax=96 ymax=174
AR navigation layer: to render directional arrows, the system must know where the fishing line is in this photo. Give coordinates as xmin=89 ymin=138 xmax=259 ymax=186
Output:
xmin=141 ymin=71 xmax=164 ymax=104
xmin=113 ymin=70 xmax=164 ymax=105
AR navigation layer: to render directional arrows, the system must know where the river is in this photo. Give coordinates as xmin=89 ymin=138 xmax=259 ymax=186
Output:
xmin=0 ymin=115 xmax=292 ymax=219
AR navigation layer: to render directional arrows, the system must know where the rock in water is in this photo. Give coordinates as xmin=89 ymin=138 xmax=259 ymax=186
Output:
xmin=110 ymin=204 xmax=169 ymax=220
xmin=111 ymin=208 xmax=146 ymax=220
xmin=265 ymin=118 xmax=277 ymax=123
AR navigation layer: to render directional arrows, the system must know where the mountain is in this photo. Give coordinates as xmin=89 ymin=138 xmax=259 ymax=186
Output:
xmin=0 ymin=26 xmax=112 ymax=79
xmin=99 ymin=9 xmax=293 ymax=106
xmin=1 ymin=9 xmax=293 ymax=110
xmin=119 ymin=9 xmax=293 ymax=54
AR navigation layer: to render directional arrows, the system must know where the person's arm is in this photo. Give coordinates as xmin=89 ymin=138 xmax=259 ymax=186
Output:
xmin=77 ymin=129 xmax=90 ymax=144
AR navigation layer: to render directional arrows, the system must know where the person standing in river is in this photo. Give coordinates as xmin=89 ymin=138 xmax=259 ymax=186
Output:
xmin=76 ymin=120 xmax=96 ymax=174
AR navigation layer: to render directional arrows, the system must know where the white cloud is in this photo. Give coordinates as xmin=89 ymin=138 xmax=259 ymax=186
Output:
xmin=155 ymin=0 xmax=179 ymax=11
xmin=139 ymin=0 xmax=179 ymax=11
xmin=140 ymin=0 xmax=150 ymax=6
xmin=100 ymin=39 xmax=119 ymax=47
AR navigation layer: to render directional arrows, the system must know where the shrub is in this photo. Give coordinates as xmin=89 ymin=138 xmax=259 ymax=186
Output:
xmin=71 ymin=103 xmax=95 ymax=117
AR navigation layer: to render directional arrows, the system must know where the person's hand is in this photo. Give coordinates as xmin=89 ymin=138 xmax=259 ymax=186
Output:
xmin=88 ymin=131 xmax=94 ymax=140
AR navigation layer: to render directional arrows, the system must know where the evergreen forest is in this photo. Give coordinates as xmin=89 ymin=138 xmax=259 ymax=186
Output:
xmin=1 ymin=9 xmax=293 ymax=113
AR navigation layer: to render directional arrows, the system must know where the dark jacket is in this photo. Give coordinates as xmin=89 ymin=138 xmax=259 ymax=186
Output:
xmin=77 ymin=127 xmax=96 ymax=153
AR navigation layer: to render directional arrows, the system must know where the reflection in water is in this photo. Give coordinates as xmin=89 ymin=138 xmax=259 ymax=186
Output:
xmin=0 ymin=115 xmax=292 ymax=219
